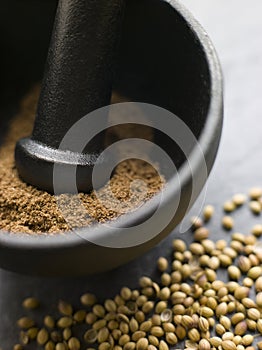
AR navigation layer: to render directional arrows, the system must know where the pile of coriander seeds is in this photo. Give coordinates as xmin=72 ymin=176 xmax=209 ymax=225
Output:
xmin=13 ymin=188 xmax=262 ymax=350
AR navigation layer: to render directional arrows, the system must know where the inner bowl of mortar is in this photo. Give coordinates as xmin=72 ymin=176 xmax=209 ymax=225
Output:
xmin=0 ymin=0 xmax=223 ymax=275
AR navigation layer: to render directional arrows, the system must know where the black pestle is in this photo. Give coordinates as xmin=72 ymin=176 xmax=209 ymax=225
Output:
xmin=15 ymin=0 xmax=124 ymax=193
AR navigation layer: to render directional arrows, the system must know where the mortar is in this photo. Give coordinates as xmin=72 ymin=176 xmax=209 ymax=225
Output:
xmin=0 ymin=0 xmax=223 ymax=275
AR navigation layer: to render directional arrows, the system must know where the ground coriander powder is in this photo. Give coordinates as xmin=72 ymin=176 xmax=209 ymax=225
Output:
xmin=0 ymin=86 xmax=164 ymax=234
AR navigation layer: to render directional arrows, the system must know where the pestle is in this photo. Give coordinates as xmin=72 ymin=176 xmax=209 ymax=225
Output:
xmin=15 ymin=0 xmax=124 ymax=193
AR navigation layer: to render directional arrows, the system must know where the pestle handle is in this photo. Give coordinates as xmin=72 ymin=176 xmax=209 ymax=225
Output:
xmin=33 ymin=0 xmax=124 ymax=148
xmin=15 ymin=0 xmax=124 ymax=193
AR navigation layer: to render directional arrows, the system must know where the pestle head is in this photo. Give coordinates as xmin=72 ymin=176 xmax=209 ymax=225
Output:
xmin=15 ymin=0 xmax=124 ymax=193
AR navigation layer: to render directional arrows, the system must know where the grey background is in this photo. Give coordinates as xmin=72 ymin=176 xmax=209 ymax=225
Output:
xmin=1 ymin=0 xmax=262 ymax=348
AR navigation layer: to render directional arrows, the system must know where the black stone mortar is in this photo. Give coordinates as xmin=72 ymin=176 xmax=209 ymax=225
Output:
xmin=0 ymin=0 xmax=223 ymax=275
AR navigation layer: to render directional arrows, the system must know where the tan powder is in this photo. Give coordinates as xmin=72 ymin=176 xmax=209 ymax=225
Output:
xmin=0 ymin=86 xmax=164 ymax=234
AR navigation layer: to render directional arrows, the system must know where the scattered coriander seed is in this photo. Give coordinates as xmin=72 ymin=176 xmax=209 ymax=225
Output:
xmin=194 ymin=227 xmax=209 ymax=241
xmin=45 ymin=340 xmax=55 ymax=350
xmin=37 ymin=328 xmax=49 ymax=346
xmin=27 ymin=327 xmax=38 ymax=340
xmin=17 ymin=317 xmax=35 ymax=329
xmin=157 ymin=257 xmax=168 ymax=272
xmin=232 ymin=193 xmax=246 ymax=206
xmin=84 ymin=329 xmax=98 ymax=343
xmin=249 ymin=187 xmax=262 ymax=199
xmin=190 ymin=216 xmax=203 ymax=230
xmin=199 ymin=338 xmax=211 ymax=350
xmin=247 ymin=266 xmax=262 ymax=279
xmin=234 ymin=321 xmax=247 ymax=335
xmin=222 ymin=216 xmax=234 ymax=230
xmin=55 ymin=343 xmax=67 ymax=350
xmin=203 ymin=205 xmax=214 ymax=222
xmin=57 ymin=317 xmax=73 ymax=328
xmin=63 ymin=328 xmax=72 ymax=341
xmin=22 ymin=297 xmax=39 ymax=310
xmin=58 ymin=300 xmax=73 ymax=316
xmin=73 ymin=309 xmax=86 ymax=323
xmin=68 ymin=337 xmax=81 ymax=350
xmin=13 ymin=345 xmax=23 ymax=350
xmin=80 ymin=293 xmax=97 ymax=306
xmin=159 ymin=340 xmax=169 ymax=350
xmin=221 ymin=340 xmax=237 ymax=350
xmin=227 ymin=266 xmax=241 ymax=280
xmin=136 ymin=337 xmax=148 ymax=350
xmin=160 ymin=309 xmax=172 ymax=322
xmin=249 ymin=200 xmax=261 ymax=214
xmin=44 ymin=316 xmax=55 ymax=329
xmin=223 ymin=201 xmax=236 ymax=212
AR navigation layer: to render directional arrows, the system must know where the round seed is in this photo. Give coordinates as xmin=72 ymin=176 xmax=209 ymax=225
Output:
xmin=172 ymin=239 xmax=186 ymax=253
xmin=68 ymin=337 xmax=80 ymax=350
xmin=222 ymin=340 xmax=237 ymax=350
xmin=256 ymin=292 xmax=262 ymax=306
xmin=43 ymin=315 xmax=55 ymax=329
xmin=132 ymin=331 xmax=146 ymax=342
xmin=45 ymin=340 xmax=55 ymax=350
xmin=139 ymin=276 xmax=152 ymax=288
xmin=157 ymin=257 xmax=168 ymax=272
xmin=63 ymin=328 xmax=72 ymax=341
xmin=249 ymin=200 xmax=261 ymax=214
xmin=84 ymin=329 xmax=98 ymax=343
xmin=203 ymin=205 xmax=214 ymax=221
xmin=142 ymin=301 xmax=154 ymax=314
xmin=148 ymin=335 xmax=159 ymax=346
xmin=119 ymin=335 xmax=130 ymax=346
xmin=93 ymin=305 xmax=106 ymax=318
xmin=17 ymin=317 xmax=35 ymax=329
xmin=55 ymin=344 xmax=67 ymax=350
xmin=73 ymin=310 xmax=86 ymax=323
xmin=160 ymin=273 xmax=171 ymax=286
xmin=120 ymin=287 xmax=132 ymax=301
xmin=234 ymin=286 xmax=249 ymax=299
xmin=140 ymin=320 xmax=152 ymax=332
xmin=249 ymin=187 xmax=262 ymax=199
xmin=247 ymin=266 xmax=262 ymax=279
xmin=234 ymin=321 xmax=247 ymax=335
xmin=129 ymin=318 xmax=139 ymax=332
xmin=188 ymin=328 xmax=200 ymax=342
xmin=223 ymin=201 xmax=236 ymax=212
xmin=57 ymin=317 xmax=73 ymax=328
xmin=242 ymin=335 xmax=253 ymax=346
xmin=124 ymin=342 xmax=136 ymax=350
xmin=228 ymin=266 xmax=241 ymax=280
xmin=252 ymin=224 xmax=262 ymax=236
xmin=37 ymin=328 xmax=49 ymax=345
xmin=247 ymin=308 xmax=260 ymax=320
xmin=199 ymin=339 xmax=211 ymax=350
xmin=194 ymin=227 xmax=209 ymax=241
xmin=80 ymin=293 xmax=97 ymax=306
xmin=58 ymin=300 xmax=73 ymax=316
xmin=98 ymin=342 xmax=111 ymax=350
xmin=190 ymin=216 xmax=203 ymax=230
xmin=210 ymin=337 xmax=222 ymax=347
xmin=13 ymin=345 xmax=23 ymax=350
xmin=222 ymin=216 xmax=234 ymax=230
xmin=232 ymin=193 xmax=246 ymax=206
xmin=150 ymin=326 xmax=164 ymax=337
xmin=97 ymin=327 xmax=109 ymax=343
xmin=189 ymin=243 xmax=205 ymax=255
xmin=136 ymin=338 xmax=148 ymax=350
xmin=159 ymin=340 xmax=169 ymax=350
xmin=160 ymin=309 xmax=172 ymax=322
xmin=22 ymin=297 xmax=39 ymax=310
xmin=86 ymin=312 xmax=97 ymax=325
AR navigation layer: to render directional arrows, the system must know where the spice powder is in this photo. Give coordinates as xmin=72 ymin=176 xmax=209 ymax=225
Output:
xmin=0 ymin=86 xmax=164 ymax=234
